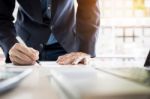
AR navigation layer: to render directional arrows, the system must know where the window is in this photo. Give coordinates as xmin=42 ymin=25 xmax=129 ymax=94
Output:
xmin=96 ymin=0 xmax=150 ymax=60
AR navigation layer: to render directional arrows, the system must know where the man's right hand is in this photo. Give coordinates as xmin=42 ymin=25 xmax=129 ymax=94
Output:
xmin=9 ymin=43 xmax=39 ymax=65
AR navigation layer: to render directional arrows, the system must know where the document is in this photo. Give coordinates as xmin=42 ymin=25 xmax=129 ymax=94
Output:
xmin=40 ymin=61 xmax=92 ymax=68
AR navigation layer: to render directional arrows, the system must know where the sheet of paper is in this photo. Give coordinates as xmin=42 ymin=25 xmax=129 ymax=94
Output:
xmin=40 ymin=61 xmax=92 ymax=68
xmin=0 ymin=59 xmax=145 ymax=70
xmin=0 ymin=63 xmax=37 ymax=71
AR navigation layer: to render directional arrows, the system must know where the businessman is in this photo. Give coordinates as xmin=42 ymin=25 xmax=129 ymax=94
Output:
xmin=0 ymin=0 xmax=100 ymax=65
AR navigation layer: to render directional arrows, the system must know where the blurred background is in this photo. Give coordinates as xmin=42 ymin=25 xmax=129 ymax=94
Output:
xmin=96 ymin=0 xmax=150 ymax=66
xmin=0 ymin=0 xmax=150 ymax=65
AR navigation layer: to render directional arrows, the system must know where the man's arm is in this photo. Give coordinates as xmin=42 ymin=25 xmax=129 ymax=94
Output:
xmin=76 ymin=0 xmax=100 ymax=57
xmin=0 ymin=0 xmax=18 ymax=62
xmin=0 ymin=0 xmax=39 ymax=65
xmin=57 ymin=0 xmax=100 ymax=65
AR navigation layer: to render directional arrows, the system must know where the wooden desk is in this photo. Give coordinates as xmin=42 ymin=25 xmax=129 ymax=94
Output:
xmin=0 ymin=65 xmax=59 ymax=99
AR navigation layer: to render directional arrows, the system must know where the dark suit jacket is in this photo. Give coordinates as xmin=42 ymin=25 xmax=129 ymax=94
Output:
xmin=0 ymin=0 xmax=100 ymax=62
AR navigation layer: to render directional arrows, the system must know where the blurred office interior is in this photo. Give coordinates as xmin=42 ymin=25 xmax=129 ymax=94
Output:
xmin=0 ymin=0 xmax=150 ymax=65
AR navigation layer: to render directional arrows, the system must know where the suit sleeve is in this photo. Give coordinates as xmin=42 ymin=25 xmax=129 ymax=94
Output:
xmin=76 ymin=0 xmax=100 ymax=57
xmin=0 ymin=0 xmax=18 ymax=62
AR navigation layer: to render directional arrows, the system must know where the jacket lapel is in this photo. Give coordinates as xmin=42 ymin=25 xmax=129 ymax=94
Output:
xmin=17 ymin=0 xmax=43 ymax=23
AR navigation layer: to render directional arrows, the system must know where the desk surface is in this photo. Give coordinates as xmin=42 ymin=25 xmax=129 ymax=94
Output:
xmin=0 ymin=60 xmax=145 ymax=99
xmin=0 ymin=64 xmax=59 ymax=99
xmin=0 ymin=61 xmax=93 ymax=99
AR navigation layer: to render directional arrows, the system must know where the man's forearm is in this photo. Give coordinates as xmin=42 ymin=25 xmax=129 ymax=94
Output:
xmin=76 ymin=0 xmax=100 ymax=57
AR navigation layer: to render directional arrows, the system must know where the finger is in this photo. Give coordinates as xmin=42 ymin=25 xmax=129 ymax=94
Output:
xmin=57 ymin=58 xmax=73 ymax=65
xmin=9 ymin=48 xmax=34 ymax=63
xmin=29 ymin=48 xmax=39 ymax=60
xmin=10 ymin=55 xmax=22 ymax=65
xmin=83 ymin=57 xmax=91 ymax=65
xmin=57 ymin=55 xmax=68 ymax=62
xmin=13 ymin=43 xmax=37 ymax=60
xmin=10 ymin=55 xmax=35 ymax=65
xmin=57 ymin=54 xmax=71 ymax=60
xmin=57 ymin=56 xmax=74 ymax=65
xmin=72 ymin=56 xmax=84 ymax=65
xmin=10 ymin=55 xmax=29 ymax=65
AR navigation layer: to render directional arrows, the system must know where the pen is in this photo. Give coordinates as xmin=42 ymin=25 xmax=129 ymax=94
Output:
xmin=16 ymin=36 xmax=41 ymax=65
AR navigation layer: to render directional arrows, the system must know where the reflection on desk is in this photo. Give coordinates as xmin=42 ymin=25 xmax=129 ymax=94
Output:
xmin=0 ymin=64 xmax=58 ymax=99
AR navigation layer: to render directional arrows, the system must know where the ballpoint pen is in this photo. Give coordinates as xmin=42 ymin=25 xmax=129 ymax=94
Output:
xmin=16 ymin=36 xmax=41 ymax=65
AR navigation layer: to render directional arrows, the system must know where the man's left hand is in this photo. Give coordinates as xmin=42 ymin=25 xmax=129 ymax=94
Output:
xmin=57 ymin=52 xmax=91 ymax=65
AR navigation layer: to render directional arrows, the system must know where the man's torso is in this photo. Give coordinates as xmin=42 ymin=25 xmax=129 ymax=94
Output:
xmin=15 ymin=0 xmax=77 ymax=52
